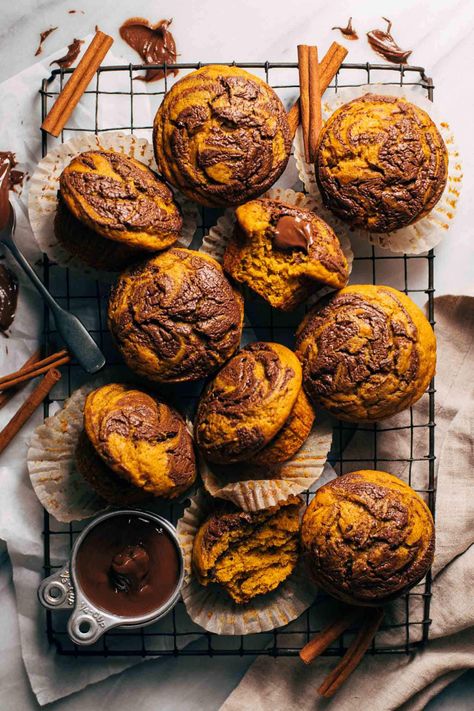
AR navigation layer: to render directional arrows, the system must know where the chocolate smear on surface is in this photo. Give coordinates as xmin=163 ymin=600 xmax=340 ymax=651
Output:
xmin=332 ymin=17 xmax=358 ymax=40
xmin=50 ymin=38 xmax=84 ymax=69
xmin=367 ymin=18 xmax=412 ymax=64
xmin=68 ymin=9 xmax=84 ymax=13
xmin=0 ymin=264 xmax=19 ymax=335
xmin=273 ymin=214 xmax=313 ymax=251
xmin=0 ymin=152 xmax=26 ymax=193
xmin=119 ymin=17 xmax=178 ymax=82
xmin=35 ymin=27 xmax=58 ymax=56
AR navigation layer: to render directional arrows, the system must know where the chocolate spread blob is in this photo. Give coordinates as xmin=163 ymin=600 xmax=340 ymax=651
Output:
xmin=119 ymin=17 xmax=178 ymax=82
xmin=273 ymin=214 xmax=313 ymax=251
xmin=76 ymin=515 xmax=180 ymax=617
xmin=51 ymin=38 xmax=84 ymax=69
xmin=332 ymin=17 xmax=358 ymax=40
xmin=0 ymin=151 xmax=25 ymax=193
xmin=367 ymin=18 xmax=412 ymax=64
xmin=0 ymin=265 xmax=18 ymax=334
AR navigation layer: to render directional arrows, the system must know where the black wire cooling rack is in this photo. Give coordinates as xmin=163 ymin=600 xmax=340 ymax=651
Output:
xmin=39 ymin=60 xmax=436 ymax=657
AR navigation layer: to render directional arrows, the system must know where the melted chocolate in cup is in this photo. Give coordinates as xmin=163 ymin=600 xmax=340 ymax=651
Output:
xmin=75 ymin=514 xmax=181 ymax=617
xmin=273 ymin=214 xmax=313 ymax=251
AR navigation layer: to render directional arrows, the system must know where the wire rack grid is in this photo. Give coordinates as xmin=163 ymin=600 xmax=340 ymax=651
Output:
xmin=39 ymin=59 xmax=436 ymax=658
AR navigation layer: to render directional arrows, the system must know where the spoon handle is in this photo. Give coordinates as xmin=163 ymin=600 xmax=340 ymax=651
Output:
xmin=2 ymin=236 xmax=105 ymax=374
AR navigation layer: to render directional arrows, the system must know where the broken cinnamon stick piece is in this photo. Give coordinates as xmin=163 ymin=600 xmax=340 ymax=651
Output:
xmin=299 ymin=606 xmax=362 ymax=664
xmin=318 ymin=607 xmax=384 ymax=698
xmin=0 ymin=349 xmax=41 ymax=410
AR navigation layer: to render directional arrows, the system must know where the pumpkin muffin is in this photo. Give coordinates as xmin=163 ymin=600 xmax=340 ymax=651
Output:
xmin=108 ymin=248 xmax=244 ymax=383
xmin=301 ymin=470 xmax=435 ymax=606
xmin=195 ymin=342 xmax=315 ymax=465
xmin=223 ymin=198 xmax=349 ymax=310
xmin=296 ymin=285 xmax=436 ymax=421
xmin=153 ymin=65 xmax=291 ymax=207
xmin=316 ymin=94 xmax=448 ymax=232
xmin=59 ymin=149 xmax=183 ymax=250
xmin=193 ymin=495 xmax=302 ymax=604
xmin=83 ymin=383 xmax=196 ymax=499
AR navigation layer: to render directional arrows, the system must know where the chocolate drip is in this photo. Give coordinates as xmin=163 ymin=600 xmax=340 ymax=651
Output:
xmin=273 ymin=214 xmax=313 ymax=251
xmin=76 ymin=515 xmax=180 ymax=617
xmin=35 ymin=27 xmax=58 ymax=56
xmin=0 ymin=264 xmax=19 ymax=334
xmin=332 ymin=17 xmax=358 ymax=40
xmin=51 ymin=38 xmax=84 ymax=69
xmin=367 ymin=18 xmax=412 ymax=64
xmin=119 ymin=17 xmax=178 ymax=82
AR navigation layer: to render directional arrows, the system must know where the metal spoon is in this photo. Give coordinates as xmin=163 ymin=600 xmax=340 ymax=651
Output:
xmin=0 ymin=203 xmax=105 ymax=373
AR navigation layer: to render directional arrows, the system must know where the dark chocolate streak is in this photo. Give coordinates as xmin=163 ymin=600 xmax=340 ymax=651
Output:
xmin=297 ymin=290 xmax=419 ymax=406
xmin=61 ymin=151 xmax=179 ymax=232
xmin=0 ymin=264 xmax=18 ymax=333
xmin=154 ymin=69 xmax=291 ymax=205
xmin=51 ymin=38 xmax=84 ymax=69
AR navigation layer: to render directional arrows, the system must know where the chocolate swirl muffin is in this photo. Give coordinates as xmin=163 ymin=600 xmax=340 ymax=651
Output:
xmin=59 ymin=150 xmax=183 ymax=250
xmin=193 ymin=495 xmax=302 ymax=604
xmin=296 ymin=285 xmax=436 ymax=422
xmin=195 ymin=342 xmax=314 ymax=465
xmin=301 ymin=470 xmax=435 ymax=606
xmin=316 ymin=95 xmax=448 ymax=232
xmin=223 ymin=198 xmax=349 ymax=310
xmin=108 ymin=248 xmax=244 ymax=383
xmin=83 ymin=383 xmax=196 ymax=498
xmin=153 ymin=65 xmax=291 ymax=207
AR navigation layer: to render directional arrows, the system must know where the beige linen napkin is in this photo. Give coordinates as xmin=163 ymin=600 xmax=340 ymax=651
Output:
xmin=220 ymin=295 xmax=474 ymax=711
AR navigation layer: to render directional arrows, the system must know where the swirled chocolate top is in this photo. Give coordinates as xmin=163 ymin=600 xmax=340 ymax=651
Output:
xmin=301 ymin=470 xmax=435 ymax=605
xmin=153 ymin=65 xmax=291 ymax=207
xmin=316 ymin=94 xmax=448 ymax=232
xmin=108 ymin=248 xmax=244 ymax=383
xmin=296 ymin=284 xmax=436 ymax=421
xmin=59 ymin=150 xmax=182 ymax=250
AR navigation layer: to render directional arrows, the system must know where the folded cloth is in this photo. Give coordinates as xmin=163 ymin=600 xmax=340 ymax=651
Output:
xmin=219 ymin=295 xmax=474 ymax=711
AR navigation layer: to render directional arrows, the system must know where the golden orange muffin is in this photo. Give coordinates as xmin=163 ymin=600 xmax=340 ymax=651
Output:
xmin=301 ymin=470 xmax=435 ymax=606
xmin=193 ymin=495 xmax=302 ymax=604
xmin=108 ymin=248 xmax=244 ymax=383
xmin=223 ymin=198 xmax=349 ymax=310
xmin=75 ymin=430 xmax=152 ymax=506
xmin=296 ymin=285 xmax=436 ymax=421
xmin=153 ymin=65 xmax=291 ymax=207
xmin=316 ymin=94 xmax=448 ymax=232
xmin=195 ymin=342 xmax=314 ymax=465
xmin=54 ymin=195 xmax=146 ymax=272
xmin=59 ymin=149 xmax=183 ymax=250
xmin=83 ymin=383 xmax=196 ymax=498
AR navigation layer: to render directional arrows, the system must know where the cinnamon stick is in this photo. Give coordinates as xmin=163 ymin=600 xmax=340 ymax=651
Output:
xmin=41 ymin=31 xmax=113 ymax=137
xmin=297 ymin=45 xmax=311 ymax=163
xmin=318 ymin=608 xmax=384 ymax=698
xmin=0 ymin=350 xmax=69 ymax=392
xmin=0 ymin=368 xmax=62 ymax=455
xmin=287 ymin=42 xmax=348 ymax=139
xmin=0 ymin=349 xmax=41 ymax=410
xmin=299 ymin=606 xmax=362 ymax=664
xmin=307 ymin=46 xmax=322 ymax=162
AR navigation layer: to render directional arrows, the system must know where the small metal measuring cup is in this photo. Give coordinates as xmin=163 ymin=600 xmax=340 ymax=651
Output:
xmin=38 ymin=509 xmax=184 ymax=646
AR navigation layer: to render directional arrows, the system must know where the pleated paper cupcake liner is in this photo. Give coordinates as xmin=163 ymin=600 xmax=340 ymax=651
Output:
xmin=199 ymin=416 xmax=333 ymax=511
xmin=27 ymin=378 xmax=197 ymax=523
xmin=28 ymin=131 xmax=199 ymax=281
xmin=295 ymin=85 xmax=463 ymax=255
xmin=201 ymin=186 xmax=353 ymax=277
xmin=176 ymin=489 xmax=317 ymax=635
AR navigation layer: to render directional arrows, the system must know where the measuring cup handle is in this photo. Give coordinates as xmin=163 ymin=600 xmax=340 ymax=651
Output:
xmin=38 ymin=566 xmax=75 ymax=610
xmin=67 ymin=598 xmax=118 ymax=646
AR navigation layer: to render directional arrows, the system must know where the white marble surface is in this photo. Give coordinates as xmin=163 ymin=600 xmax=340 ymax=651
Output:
xmin=0 ymin=0 xmax=473 ymax=709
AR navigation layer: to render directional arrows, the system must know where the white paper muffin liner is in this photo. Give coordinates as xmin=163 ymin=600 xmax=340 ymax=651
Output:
xmin=176 ymin=489 xmax=317 ymax=635
xmin=27 ymin=381 xmax=108 ymax=523
xmin=295 ymin=85 xmax=463 ymax=255
xmin=28 ymin=131 xmax=199 ymax=281
xmin=199 ymin=417 xmax=333 ymax=511
xmin=201 ymin=187 xmax=353 ymax=277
